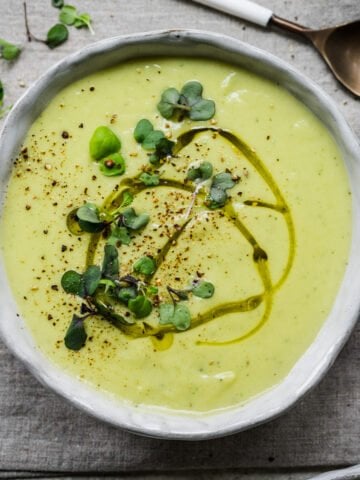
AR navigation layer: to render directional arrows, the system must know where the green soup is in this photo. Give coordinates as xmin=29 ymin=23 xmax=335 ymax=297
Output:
xmin=0 ymin=58 xmax=351 ymax=413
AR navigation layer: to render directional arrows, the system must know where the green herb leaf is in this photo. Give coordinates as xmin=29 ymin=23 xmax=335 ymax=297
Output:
xmin=77 ymin=203 xmax=106 ymax=232
xmin=77 ymin=203 xmax=101 ymax=223
xmin=46 ymin=23 xmax=69 ymax=49
xmin=157 ymin=81 xmax=215 ymax=121
xmin=180 ymin=81 xmax=203 ymax=105
xmin=139 ymin=172 xmax=160 ymax=186
xmin=148 ymin=153 xmax=160 ymax=165
xmin=189 ymin=98 xmax=215 ymax=121
xmin=206 ymin=172 xmax=237 ymax=209
xmin=134 ymin=119 xmax=153 ymax=143
xmin=89 ymin=126 xmax=121 ymax=161
xmin=155 ymin=137 xmax=174 ymax=157
xmin=128 ymin=295 xmax=152 ymax=318
xmin=73 ymin=13 xmax=92 ymax=30
xmin=157 ymin=87 xmax=180 ymax=119
xmin=107 ymin=225 xmax=131 ymax=246
xmin=207 ymin=187 xmax=228 ymax=209
xmin=212 ymin=172 xmax=236 ymax=190
xmin=117 ymin=286 xmax=137 ymax=304
xmin=59 ymin=5 xmax=77 ymax=25
xmin=192 ymin=281 xmax=215 ymax=298
xmin=61 ymin=270 xmax=84 ymax=297
xmin=64 ymin=314 xmax=87 ymax=350
xmin=159 ymin=303 xmax=191 ymax=331
xmin=142 ymin=130 xmax=164 ymax=150
xmin=122 ymin=208 xmax=149 ymax=231
xmin=133 ymin=256 xmax=156 ymax=275
xmin=159 ymin=303 xmax=174 ymax=324
xmin=102 ymin=244 xmax=119 ymax=279
xmin=120 ymin=191 xmax=133 ymax=208
xmin=52 ymin=0 xmax=64 ymax=8
xmin=0 ymin=39 xmax=21 ymax=60
xmin=99 ymin=152 xmax=126 ymax=177
xmin=186 ymin=161 xmax=213 ymax=182
xmin=59 ymin=5 xmax=93 ymax=32
xmin=82 ymin=265 xmax=101 ymax=296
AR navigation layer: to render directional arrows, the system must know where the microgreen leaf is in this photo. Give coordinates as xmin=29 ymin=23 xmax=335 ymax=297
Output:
xmin=59 ymin=5 xmax=93 ymax=32
xmin=180 ymin=81 xmax=203 ymax=106
xmin=157 ymin=88 xmax=181 ymax=119
xmin=107 ymin=225 xmax=131 ymax=247
xmin=77 ymin=203 xmax=106 ymax=232
xmin=206 ymin=172 xmax=237 ymax=209
xmin=189 ymin=98 xmax=215 ymax=121
xmin=207 ymin=187 xmax=228 ymax=209
xmin=89 ymin=126 xmax=121 ymax=161
xmin=139 ymin=172 xmax=160 ymax=186
xmin=99 ymin=152 xmax=126 ymax=177
xmin=192 ymin=281 xmax=215 ymax=299
xmin=155 ymin=137 xmax=174 ymax=157
xmin=142 ymin=130 xmax=164 ymax=150
xmin=133 ymin=256 xmax=156 ymax=275
xmin=102 ymin=244 xmax=119 ymax=279
xmin=0 ymin=39 xmax=21 ymax=60
xmin=77 ymin=203 xmax=101 ymax=223
xmin=52 ymin=0 xmax=64 ymax=8
xmin=128 ymin=295 xmax=152 ymax=319
xmin=157 ymin=81 xmax=215 ymax=121
xmin=120 ymin=191 xmax=133 ymax=208
xmin=73 ymin=13 xmax=92 ymax=30
xmin=61 ymin=270 xmax=85 ymax=297
xmin=159 ymin=303 xmax=174 ymax=324
xmin=122 ymin=208 xmax=149 ymax=231
xmin=186 ymin=161 xmax=213 ymax=182
xmin=59 ymin=5 xmax=77 ymax=24
xmin=46 ymin=23 xmax=69 ymax=49
xmin=64 ymin=314 xmax=87 ymax=350
xmin=159 ymin=303 xmax=191 ymax=331
xmin=212 ymin=172 xmax=236 ymax=190
xmin=134 ymin=119 xmax=153 ymax=143
xmin=82 ymin=265 xmax=101 ymax=296
xmin=117 ymin=286 xmax=137 ymax=304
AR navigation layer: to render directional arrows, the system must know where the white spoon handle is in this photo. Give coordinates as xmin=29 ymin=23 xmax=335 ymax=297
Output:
xmin=192 ymin=0 xmax=273 ymax=27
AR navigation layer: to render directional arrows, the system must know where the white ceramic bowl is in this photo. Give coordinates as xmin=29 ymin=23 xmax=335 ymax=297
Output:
xmin=0 ymin=30 xmax=360 ymax=440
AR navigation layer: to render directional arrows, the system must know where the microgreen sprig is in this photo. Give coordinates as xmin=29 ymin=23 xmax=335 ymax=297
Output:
xmin=206 ymin=172 xmax=238 ymax=209
xmin=134 ymin=118 xmax=174 ymax=166
xmin=59 ymin=4 xmax=94 ymax=34
xmin=24 ymin=2 xmax=69 ymax=49
xmin=157 ymin=81 xmax=215 ymax=121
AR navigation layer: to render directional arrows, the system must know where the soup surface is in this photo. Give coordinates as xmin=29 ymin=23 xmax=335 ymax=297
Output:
xmin=0 ymin=58 xmax=351 ymax=413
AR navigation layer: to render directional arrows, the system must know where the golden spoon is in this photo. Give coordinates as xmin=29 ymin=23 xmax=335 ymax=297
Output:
xmin=193 ymin=0 xmax=360 ymax=96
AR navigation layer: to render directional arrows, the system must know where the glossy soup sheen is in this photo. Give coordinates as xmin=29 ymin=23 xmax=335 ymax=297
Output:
xmin=0 ymin=58 xmax=351 ymax=413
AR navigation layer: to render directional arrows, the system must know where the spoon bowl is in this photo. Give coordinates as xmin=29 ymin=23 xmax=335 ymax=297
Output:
xmin=272 ymin=16 xmax=360 ymax=96
xmin=193 ymin=0 xmax=360 ymax=96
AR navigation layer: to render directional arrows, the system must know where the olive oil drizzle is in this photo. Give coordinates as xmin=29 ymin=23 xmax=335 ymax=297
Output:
xmin=77 ymin=126 xmax=295 ymax=346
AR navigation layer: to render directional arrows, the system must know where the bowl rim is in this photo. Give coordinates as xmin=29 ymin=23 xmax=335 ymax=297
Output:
xmin=0 ymin=28 xmax=360 ymax=440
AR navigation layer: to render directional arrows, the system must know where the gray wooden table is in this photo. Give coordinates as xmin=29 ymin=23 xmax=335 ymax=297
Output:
xmin=0 ymin=1 xmax=359 ymax=479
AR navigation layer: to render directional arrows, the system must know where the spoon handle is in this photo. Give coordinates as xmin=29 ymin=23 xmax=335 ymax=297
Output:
xmin=192 ymin=0 xmax=273 ymax=27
